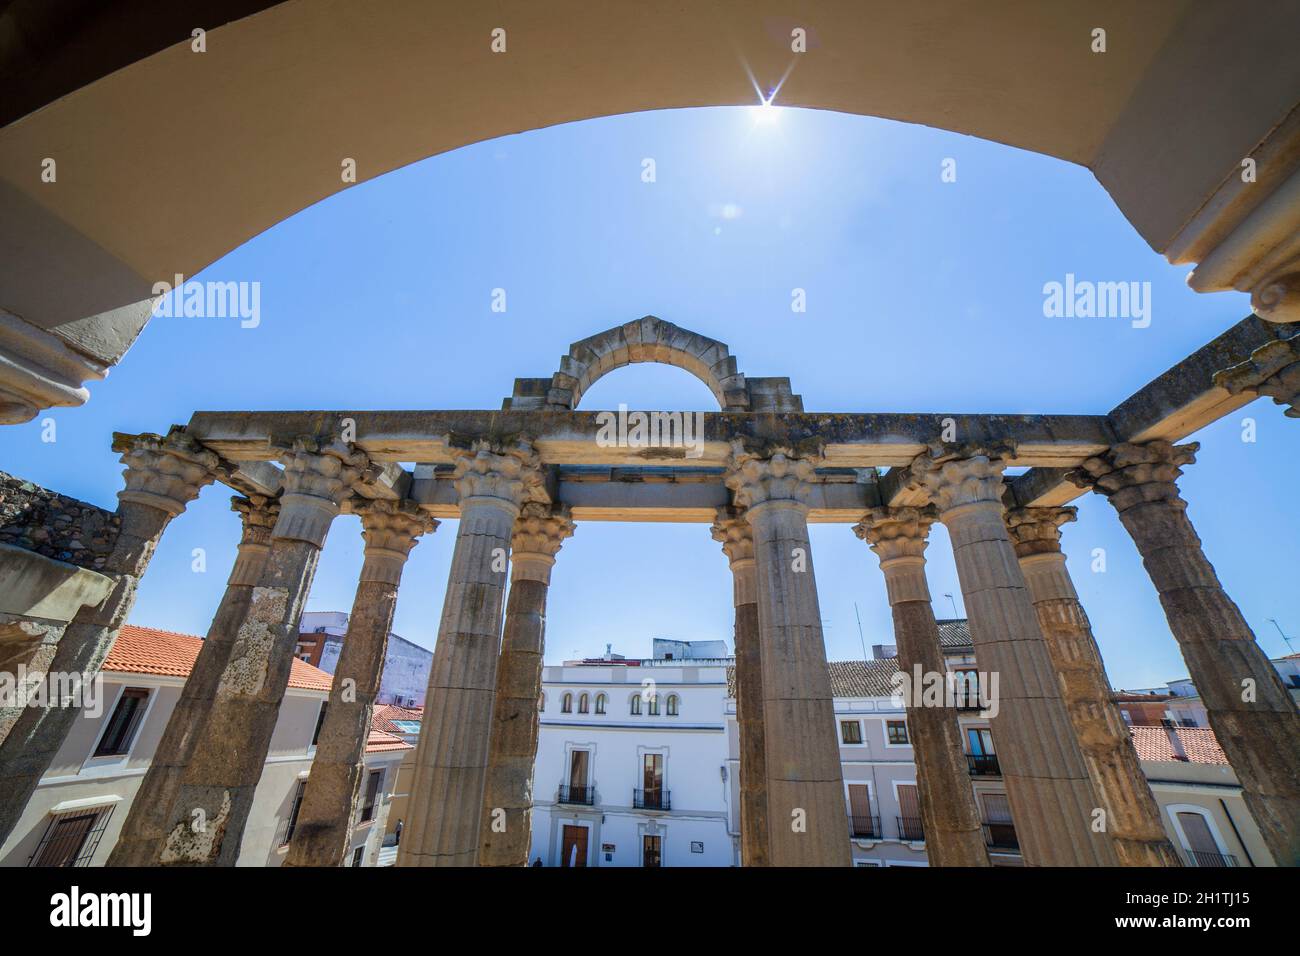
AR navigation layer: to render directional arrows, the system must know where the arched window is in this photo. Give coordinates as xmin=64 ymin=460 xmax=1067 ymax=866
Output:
xmin=578 ymin=693 xmax=589 ymax=714
xmin=595 ymin=693 xmax=607 ymax=715
xmin=630 ymin=694 xmax=641 ymax=715
xmin=647 ymin=694 xmax=659 ymax=716
xmin=561 ymin=692 xmax=572 ymax=714
xmin=666 ymin=694 xmax=679 ymax=716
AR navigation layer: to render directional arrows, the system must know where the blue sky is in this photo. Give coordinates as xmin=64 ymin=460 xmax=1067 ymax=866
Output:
xmin=3 ymin=105 xmax=1296 ymax=687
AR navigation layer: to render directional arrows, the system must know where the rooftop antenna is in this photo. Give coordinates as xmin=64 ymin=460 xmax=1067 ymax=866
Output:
xmin=1268 ymin=619 xmax=1297 ymax=655
xmin=854 ymin=603 xmax=869 ymax=662
xmin=943 ymin=593 xmax=959 ymax=618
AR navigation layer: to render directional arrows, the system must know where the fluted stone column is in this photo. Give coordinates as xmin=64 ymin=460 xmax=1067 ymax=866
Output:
xmin=109 ymin=494 xmax=280 ymax=866
xmin=1005 ymin=506 xmax=1181 ymax=867
xmin=1070 ymin=441 xmax=1300 ymax=866
xmin=911 ymin=445 xmax=1114 ymax=866
xmin=855 ymin=507 xmax=990 ymax=867
xmin=479 ymin=502 xmax=573 ymax=867
xmin=725 ymin=443 xmax=851 ymax=867
xmin=156 ymin=437 xmax=369 ymax=865
xmin=399 ymin=439 xmax=542 ymax=867
xmin=712 ymin=508 xmax=769 ymax=867
xmin=285 ymin=499 xmax=436 ymax=867
xmin=0 ymin=429 xmax=217 ymax=847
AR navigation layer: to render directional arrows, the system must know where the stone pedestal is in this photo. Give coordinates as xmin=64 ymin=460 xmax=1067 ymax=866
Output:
xmin=479 ymin=503 xmax=573 ymax=867
xmin=712 ymin=508 xmax=769 ymax=867
xmin=1006 ymin=506 xmax=1181 ymax=867
xmin=399 ymin=439 xmax=542 ymax=867
xmin=855 ymin=506 xmax=990 ymax=867
xmin=109 ymin=494 xmax=279 ymax=866
xmin=912 ymin=446 xmax=1114 ymax=866
xmin=726 ymin=444 xmax=851 ymax=867
xmin=284 ymin=500 xmax=436 ymax=867
xmin=156 ymin=437 xmax=368 ymax=866
xmin=1070 ymin=441 xmax=1300 ymax=866
xmin=0 ymin=429 xmax=217 ymax=847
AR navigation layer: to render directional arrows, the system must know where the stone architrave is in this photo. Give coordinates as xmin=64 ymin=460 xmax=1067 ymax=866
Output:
xmin=399 ymin=438 xmax=543 ymax=867
xmin=1213 ymin=331 xmax=1300 ymax=418
xmin=854 ymin=506 xmax=991 ymax=867
xmin=1070 ymin=441 xmax=1300 ymax=866
xmin=156 ymin=436 xmax=370 ymax=866
xmin=911 ymin=444 xmax=1114 ymax=866
xmin=0 ymin=429 xmax=218 ymax=847
xmin=109 ymin=494 xmax=280 ymax=866
xmin=711 ymin=507 xmax=769 ymax=867
xmin=1005 ymin=505 xmax=1181 ymax=867
xmin=478 ymin=502 xmax=574 ymax=867
xmin=284 ymin=499 xmax=436 ymax=867
xmin=725 ymin=443 xmax=851 ymax=867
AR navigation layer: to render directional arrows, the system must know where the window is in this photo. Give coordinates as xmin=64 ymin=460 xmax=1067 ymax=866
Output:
xmin=281 ymin=781 xmax=306 ymax=846
xmin=886 ymin=720 xmax=909 ymax=745
xmin=29 ymin=808 xmax=113 ymax=867
xmin=595 ymin=694 xmax=606 ymax=715
xmin=630 ymin=695 xmax=641 ymax=715
xmin=561 ymin=693 xmax=572 ymax=714
xmin=666 ymin=694 xmax=679 ymax=716
xmin=647 ymin=694 xmax=659 ymax=716
xmin=578 ymin=693 xmax=589 ymax=714
xmin=359 ymin=769 xmax=384 ymax=823
xmin=94 ymin=688 xmax=149 ymax=757
xmin=840 ymin=720 xmax=863 ymax=744
xmin=954 ymin=669 xmax=980 ymax=709
xmin=311 ymin=702 xmax=328 ymax=746
xmin=351 ymin=846 xmax=365 ymax=867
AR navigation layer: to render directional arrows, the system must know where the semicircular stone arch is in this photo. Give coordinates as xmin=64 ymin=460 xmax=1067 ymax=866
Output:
xmin=503 ymin=316 xmax=803 ymax=413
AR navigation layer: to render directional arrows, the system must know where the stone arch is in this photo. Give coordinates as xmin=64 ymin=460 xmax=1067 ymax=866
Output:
xmin=502 ymin=316 xmax=803 ymax=413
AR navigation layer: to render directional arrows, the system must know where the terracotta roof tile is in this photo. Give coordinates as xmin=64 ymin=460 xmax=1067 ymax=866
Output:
xmin=1130 ymin=726 xmax=1228 ymax=764
xmin=728 ymin=658 xmax=904 ymax=699
xmin=365 ymin=729 xmax=414 ymax=754
xmin=371 ymin=704 xmax=423 ymax=736
xmin=104 ymin=624 xmax=333 ymax=692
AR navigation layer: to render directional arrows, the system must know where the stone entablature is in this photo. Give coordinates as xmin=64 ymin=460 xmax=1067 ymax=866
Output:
xmin=0 ymin=471 xmax=120 ymax=571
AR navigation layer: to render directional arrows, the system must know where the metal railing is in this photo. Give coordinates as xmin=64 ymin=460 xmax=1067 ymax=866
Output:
xmin=558 ymin=784 xmax=595 ymax=806
xmin=966 ymin=753 xmax=1001 ymax=775
xmin=896 ymin=816 xmax=925 ymax=842
xmin=1187 ymin=849 xmax=1238 ymax=868
xmin=633 ymin=789 xmax=671 ymax=811
xmin=982 ymin=821 xmax=1019 ymax=851
xmin=28 ymin=807 xmax=115 ymax=867
xmin=849 ymin=814 xmax=882 ymax=839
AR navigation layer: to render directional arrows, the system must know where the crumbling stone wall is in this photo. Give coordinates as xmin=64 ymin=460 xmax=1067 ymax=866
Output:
xmin=0 ymin=471 xmax=119 ymax=570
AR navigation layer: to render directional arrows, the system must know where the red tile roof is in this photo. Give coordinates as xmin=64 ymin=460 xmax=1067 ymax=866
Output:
xmin=105 ymin=624 xmax=334 ymax=692
xmin=1130 ymin=726 xmax=1228 ymax=764
xmin=371 ymin=703 xmax=423 ymax=736
xmin=365 ymin=729 xmax=413 ymax=754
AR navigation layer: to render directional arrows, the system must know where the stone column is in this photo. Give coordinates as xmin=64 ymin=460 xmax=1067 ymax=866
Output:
xmin=479 ymin=502 xmax=574 ymax=867
xmin=156 ymin=437 xmax=369 ymax=865
xmin=0 ymin=429 xmax=217 ymax=847
xmin=109 ymin=493 xmax=280 ymax=866
xmin=1070 ymin=441 xmax=1300 ymax=866
xmin=854 ymin=507 xmax=991 ymax=867
xmin=1005 ymin=506 xmax=1181 ymax=867
xmin=284 ymin=499 xmax=437 ymax=867
xmin=711 ymin=508 xmax=769 ymax=867
xmin=725 ymin=443 xmax=851 ymax=867
xmin=399 ymin=438 xmax=542 ymax=867
xmin=911 ymin=445 xmax=1114 ymax=866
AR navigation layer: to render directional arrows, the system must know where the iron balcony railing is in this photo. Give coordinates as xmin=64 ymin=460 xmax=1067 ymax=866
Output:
xmin=1187 ymin=850 xmax=1238 ymax=868
xmin=558 ymin=784 xmax=595 ymax=806
xmin=982 ymin=821 xmax=1020 ymax=851
xmin=849 ymin=814 xmax=882 ymax=839
xmin=896 ymin=816 xmax=925 ymax=842
xmin=966 ymin=753 xmax=1001 ymax=776
xmin=633 ymin=789 xmax=671 ymax=811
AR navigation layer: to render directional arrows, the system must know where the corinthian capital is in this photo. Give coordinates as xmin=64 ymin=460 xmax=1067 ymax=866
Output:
xmin=1067 ymin=441 xmax=1196 ymax=513
xmin=277 ymin=436 xmax=371 ymax=503
xmin=350 ymin=498 xmax=438 ymax=558
xmin=451 ymin=438 xmax=544 ymax=511
xmin=724 ymin=442 xmax=821 ymax=510
xmin=710 ymin=507 xmax=754 ymax=566
xmin=231 ymin=494 xmax=280 ymax=549
xmin=112 ymin=428 xmax=221 ymax=516
xmin=909 ymin=442 xmax=1015 ymax=512
xmin=511 ymin=502 xmax=574 ymax=560
xmin=1004 ymin=506 xmax=1076 ymax=558
xmin=853 ymin=505 xmax=937 ymax=563
xmin=1213 ymin=331 xmax=1300 ymax=418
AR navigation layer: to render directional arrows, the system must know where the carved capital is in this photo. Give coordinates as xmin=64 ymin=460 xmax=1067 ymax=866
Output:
xmin=511 ymin=502 xmax=574 ymax=559
xmin=1005 ymin=506 xmax=1077 ymax=558
xmin=1213 ymin=331 xmax=1300 ymax=418
xmin=350 ymin=498 xmax=438 ymax=559
xmin=1067 ymin=441 xmax=1196 ymax=513
xmin=451 ymin=438 xmax=545 ymax=511
xmin=853 ymin=505 xmax=937 ymax=563
xmin=231 ymin=494 xmax=280 ymax=550
xmin=724 ymin=442 xmax=821 ymax=510
xmin=273 ymin=436 xmax=371 ymax=545
xmin=710 ymin=507 xmax=754 ymax=566
xmin=909 ymin=442 xmax=1015 ymax=512
xmin=112 ymin=428 xmax=220 ymax=516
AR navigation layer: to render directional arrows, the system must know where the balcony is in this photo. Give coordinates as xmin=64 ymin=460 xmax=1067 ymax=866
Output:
xmin=896 ymin=816 xmax=925 ymax=842
xmin=849 ymin=814 xmax=881 ymax=839
xmin=633 ymin=789 xmax=671 ymax=811
xmin=966 ymin=753 xmax=1001 ymax=776
xmin=1186 ymin=850 xmax=1238 ymax=868
xmin=982 ymin=821 xmax=1019 ymax=851
xmin=557 ymin=784 xmax=594 ymax=806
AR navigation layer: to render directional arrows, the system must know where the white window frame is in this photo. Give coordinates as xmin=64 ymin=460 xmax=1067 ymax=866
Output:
xmin=839 ymin=717 xmax=866 ymax=747
xmin=882 ymin=717 xmax=911 ymax=750
xmin=81 ymin=684 xmax=158 ymax=775
xmin=1166 ymin=803 xmax=1231 ymax=859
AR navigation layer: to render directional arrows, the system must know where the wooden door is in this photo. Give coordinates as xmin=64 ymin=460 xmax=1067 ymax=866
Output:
xmin=561 ymin=825 xmax=588 ymax=867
